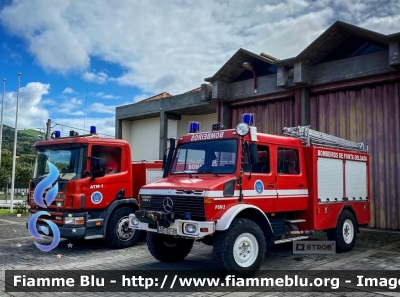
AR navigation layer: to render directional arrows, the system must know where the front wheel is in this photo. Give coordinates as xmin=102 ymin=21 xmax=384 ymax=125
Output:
xmin=212 ymin=218 xmax=266 ymax=275
xmin=147 ymin=232 xmax=194 ymax=262
xmin=327 ymin=209 xmax=357 ymax=252
xmin=105 ymin=207 xmax=141 ymax=249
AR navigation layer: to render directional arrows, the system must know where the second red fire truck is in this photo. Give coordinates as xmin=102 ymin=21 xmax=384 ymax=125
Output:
xmin=27 ymin=126 xmax=163 ymax=248
xmin=130 ymin=114 xmax=370 ymax=274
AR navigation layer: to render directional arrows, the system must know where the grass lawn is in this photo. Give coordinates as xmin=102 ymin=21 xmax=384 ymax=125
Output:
xmin=19 ymin=129 xmax=45 ymax=137
xmin=0 ymin=209 xmax=13 ymax=215
xmin=0 ymin=208 xmax=29 ymax=216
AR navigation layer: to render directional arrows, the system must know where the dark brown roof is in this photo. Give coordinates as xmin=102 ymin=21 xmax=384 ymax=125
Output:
xmin=141 ymin=92 xmax=172 ymax=102
xmin=184 ymin=87 xmax=201 ymax=93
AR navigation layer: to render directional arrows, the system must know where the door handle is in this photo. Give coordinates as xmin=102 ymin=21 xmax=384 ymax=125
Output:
xmin=298 ymin=183 xmax=304 ymax=187
xmin=268 ymin=183 xmax=274 ymax=188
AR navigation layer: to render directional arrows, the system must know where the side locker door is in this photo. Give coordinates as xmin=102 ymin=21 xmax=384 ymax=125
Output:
xmin=276 ymin=146 xmax=308 ymax=212
xmin=242 ymin=144 xmax=277 ymax=212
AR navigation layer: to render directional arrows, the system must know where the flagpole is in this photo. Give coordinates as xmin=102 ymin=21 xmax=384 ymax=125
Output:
xmin=0 ymin=78 xmax=5 ymax=167
xmin=10 ymin=72 xmax=21 ymax=213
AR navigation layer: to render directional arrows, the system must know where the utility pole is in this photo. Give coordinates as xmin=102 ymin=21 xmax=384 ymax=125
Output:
xmin=46 ymin=119 xmax=51 ymax=140
xmin=10 ymin=72 xmax=21 ymax=213
xmin=0 ymin=78 xmax=5 ymax=167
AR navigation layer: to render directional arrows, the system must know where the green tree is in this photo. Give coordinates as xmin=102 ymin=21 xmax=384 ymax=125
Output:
xmin=15 ymin=162 xmax=34 ymax=184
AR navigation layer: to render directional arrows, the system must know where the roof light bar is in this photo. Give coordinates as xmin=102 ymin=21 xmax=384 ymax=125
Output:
xmin=188 ymin=122 xmax=200 ymax=133
xmin=242 ymin=113 xmax=254 ymax=126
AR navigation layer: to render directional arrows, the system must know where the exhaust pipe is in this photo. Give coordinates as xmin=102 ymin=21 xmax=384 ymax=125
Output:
xmin=288 ymin=230 xmax=315 ymax=236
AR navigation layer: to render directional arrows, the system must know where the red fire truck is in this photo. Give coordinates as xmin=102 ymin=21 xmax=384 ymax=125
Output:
xmin=130 ymin=115 xmax=370 ymax=273
xmin=27 ymin=127 xmax=163 ymax=248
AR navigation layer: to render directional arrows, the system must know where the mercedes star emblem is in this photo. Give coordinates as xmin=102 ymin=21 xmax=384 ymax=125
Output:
xmin=163 ymin=197 xmax=173 ymax=212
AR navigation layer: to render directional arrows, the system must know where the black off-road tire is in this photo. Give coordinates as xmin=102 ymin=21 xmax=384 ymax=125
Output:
xmin=147 ymin=232 xmax=194 ymax=262
xmin=106 ymin=207 xmax=141 ymax=249
xmin=212 ymin=218 xmax=266 ymax=275
xmin=327 ymin=209 xmax=357 ymax=252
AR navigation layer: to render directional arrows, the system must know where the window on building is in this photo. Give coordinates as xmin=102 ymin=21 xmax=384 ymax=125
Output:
xmin=317 ymin=35 xmax=388 ymax=64
xmin=277 ymin=148 xmax=300 ymax=174
xmin=91 ymin=146 xmax=122 ymax=175
xmin=235 ymin=59 xmax=277 ymax=82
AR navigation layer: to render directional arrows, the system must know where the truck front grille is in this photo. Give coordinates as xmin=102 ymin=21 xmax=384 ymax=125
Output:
xmin=140 ymin=195 xmax=205 ymax=220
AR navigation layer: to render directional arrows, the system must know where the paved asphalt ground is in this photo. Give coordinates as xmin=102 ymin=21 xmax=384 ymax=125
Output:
xmin=2 ymin=213 xmax=400 ymax=296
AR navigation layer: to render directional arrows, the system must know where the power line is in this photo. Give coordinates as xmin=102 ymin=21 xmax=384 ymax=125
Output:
xmin=53 ymin=123 xmax=115 ymax=138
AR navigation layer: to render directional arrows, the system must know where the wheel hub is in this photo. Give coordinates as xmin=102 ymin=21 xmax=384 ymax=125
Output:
xmin=233 ymin=233 xmax=259 ymax=268
xmin=116 ymin=216 xmax=135 ymax=241
xmin=342 ymin=219 xmax=354 ymax=244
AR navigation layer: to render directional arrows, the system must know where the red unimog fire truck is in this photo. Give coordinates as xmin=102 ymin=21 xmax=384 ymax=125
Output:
xmin=27 ymin=126 xmax=163 ymax=248
xmin=129 ymin=114 xmax=370 ymax=273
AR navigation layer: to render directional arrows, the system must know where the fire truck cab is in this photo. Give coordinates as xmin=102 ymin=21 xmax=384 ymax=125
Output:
xmin=27 ymin=126 xmax=163 ymax=248
xmin=130 ymin=115 xmax=370 ymax=273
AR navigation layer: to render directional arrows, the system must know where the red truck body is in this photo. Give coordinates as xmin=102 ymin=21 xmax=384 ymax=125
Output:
xmin=27 ymin=134 xmax=162 ymax=247
xmin=131 ymin=121 xmax=370 ymax=273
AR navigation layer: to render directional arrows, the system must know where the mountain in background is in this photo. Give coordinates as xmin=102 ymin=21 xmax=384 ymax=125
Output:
xmin=1 ymin=124 xmax=45 ymax=157
xmin=0 ymin=125 xmax=44 ymax=186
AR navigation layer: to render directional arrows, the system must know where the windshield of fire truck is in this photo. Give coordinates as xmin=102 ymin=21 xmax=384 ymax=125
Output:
xmin=33 ymin=146 xmax=85 ymax=180
xmin=171 ymin=139 xmax=238 ymax=174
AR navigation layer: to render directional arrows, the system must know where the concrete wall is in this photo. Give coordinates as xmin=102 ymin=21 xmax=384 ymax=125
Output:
xmin=123 ymin=117 xmax=180 ymax=160
xmin=128 ymin=118 xmax=160 ymax=160
xmin=121 ymin=120 xmax=132 ymax=144
xmin=122 ymin=113 xmax=217 ymax=160
xmin=177 ymin=113 xmax=217 ymax=138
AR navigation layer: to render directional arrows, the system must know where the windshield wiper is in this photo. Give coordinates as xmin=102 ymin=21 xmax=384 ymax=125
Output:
xmin=173 ymin=170 xmax=198 ymax=178
xmin=197 ymin=169 xmax=220 ymax=176
xmin=34 ymin=174 xmax=48 ymax=180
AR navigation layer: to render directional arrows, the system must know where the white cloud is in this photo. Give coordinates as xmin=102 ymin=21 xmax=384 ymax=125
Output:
xmin=82 ymin=71 xmax=108 ymax=84
xmin=61 ymin=87 xmax=76 ymax=95
xmin=0 ymin=81 xmax=117 ymax=137
xmin=96 ymin=92 xmax=121 ymax=99
xmin=89 ymin=102 xmax=116 ymax=114
xmin=1 ymin=82 xmax=50 ymax=130
xmin=54 ymin=97 xmax=84 ymax=116
xmin=0 ymin=0 xmax=399 ymax=95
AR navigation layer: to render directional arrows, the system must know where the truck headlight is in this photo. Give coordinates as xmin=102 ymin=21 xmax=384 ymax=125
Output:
xmin=184 ymin=223 xmax=197 ymax=234
xmin=130 ymin=215 xmax=140 ymax=227
xmin=63 ymin=217 xmax=84 ymax=225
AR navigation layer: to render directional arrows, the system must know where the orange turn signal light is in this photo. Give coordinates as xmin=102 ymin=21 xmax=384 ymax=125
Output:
xmin=204 ymin=197 xmax=214 ymax=204
xmin=96 ymin=222 xmax=101 ymax=226
xmin=75 ymin=218 xmax=85 ymax=225
xmin=200 ymin=228 xmax=208 ymax=232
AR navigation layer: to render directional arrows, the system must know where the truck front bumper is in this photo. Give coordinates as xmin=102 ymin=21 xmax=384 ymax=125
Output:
xmin=26 ymin=222 xmax=86 ymax=239
xmin=129 ymin=211 xmax=215 ymax=240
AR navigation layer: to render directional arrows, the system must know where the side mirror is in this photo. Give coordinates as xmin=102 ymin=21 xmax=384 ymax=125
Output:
xmin=248 ymin=143 xmax=259 ymax=166
xmin=89 ymin=157 xmax=106 ymax=180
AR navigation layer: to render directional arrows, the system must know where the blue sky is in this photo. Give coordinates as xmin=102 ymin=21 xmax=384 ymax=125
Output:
xmin=0 ymin=0 xmax=399 ymax=137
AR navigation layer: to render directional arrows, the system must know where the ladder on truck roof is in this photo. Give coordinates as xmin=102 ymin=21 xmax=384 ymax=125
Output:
xmin=282 ymin=126 xmax=368 ymax=153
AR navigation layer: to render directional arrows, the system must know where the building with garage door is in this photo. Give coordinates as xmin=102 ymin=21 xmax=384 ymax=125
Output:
xmin=115 ymin=20 xmax=400 ymax=229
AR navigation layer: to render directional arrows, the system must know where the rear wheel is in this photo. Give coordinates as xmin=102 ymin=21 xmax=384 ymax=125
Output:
xmin=327 ymin=209 xmax=356 ymax=252
xmin=106 ymin=207 xmax=141 ymax=248
xmin=212 ymin=218 xmax=265 ymax=275
xmin=147 ymin=232 xmax=194 ymax=262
